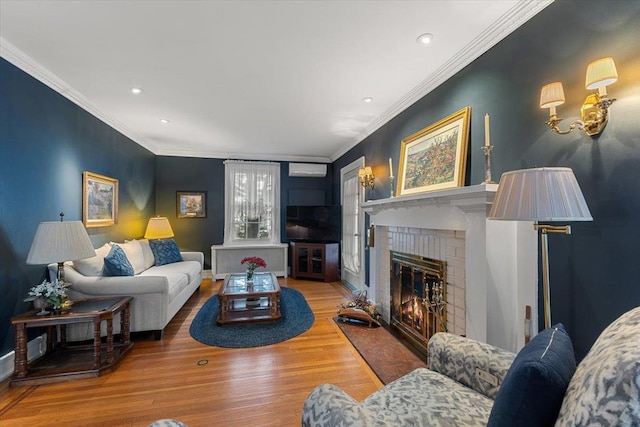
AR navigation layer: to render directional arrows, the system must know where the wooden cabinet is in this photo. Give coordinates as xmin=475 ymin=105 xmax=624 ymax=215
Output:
xmin=290 ymin=242 xmax=339 ymax=282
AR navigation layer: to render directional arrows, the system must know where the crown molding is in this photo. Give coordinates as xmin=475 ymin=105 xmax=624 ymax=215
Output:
xmin=0 ymin=37 xmax=159 ymax=154
xmin=330 ymin=0 xmax=554 ymax=162
xmin=155 ymin=147 xmax=332 ymax=164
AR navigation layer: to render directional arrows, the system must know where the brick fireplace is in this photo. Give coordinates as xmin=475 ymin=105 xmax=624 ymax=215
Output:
xmin=362 ymin=184 xmax=538 ymax=352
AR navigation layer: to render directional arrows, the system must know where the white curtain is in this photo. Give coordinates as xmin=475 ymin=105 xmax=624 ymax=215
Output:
xmin=224 ymin=160 xmax=280 ymax=246
xmin=342 ymin=174 xmax=360 ymax=274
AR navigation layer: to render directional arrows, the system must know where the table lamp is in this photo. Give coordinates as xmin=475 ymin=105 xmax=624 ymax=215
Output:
xmin=26 ymin=212 xmax=96 ymax=281
xmin=144 ymin=216 xmax=174 ymax=239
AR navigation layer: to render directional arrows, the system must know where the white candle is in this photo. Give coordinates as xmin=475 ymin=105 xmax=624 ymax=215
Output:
xmin=484 ymin=113 xmax=491 ymax=147
xmin=389 ymin=158 xmax=394 ymax=178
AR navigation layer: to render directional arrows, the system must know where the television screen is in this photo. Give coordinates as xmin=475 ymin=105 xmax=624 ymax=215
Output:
xmin=286 ymin=205 xmax=341 ymax=243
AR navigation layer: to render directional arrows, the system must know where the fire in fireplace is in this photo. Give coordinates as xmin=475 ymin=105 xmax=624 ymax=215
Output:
xmin=390 ymin=251 xmax=447 ymax=356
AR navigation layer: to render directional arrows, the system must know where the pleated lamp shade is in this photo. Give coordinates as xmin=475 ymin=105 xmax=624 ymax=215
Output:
xmin=144 ymin=217 xmax=175 ymax=239
xmin=26 ymin=221 xmax=96 ymax=264
xmin=489 ymin=167 xmax=593 ymax=222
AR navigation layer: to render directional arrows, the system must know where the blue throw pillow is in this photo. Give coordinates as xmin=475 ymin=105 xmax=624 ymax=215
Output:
xmin=103 ymin=244 xmax=135 ymax=277
xmin=149 ymin=239 xmax=183 ymax=266
xmin=487 ymin=324 xmax=576 ymax=427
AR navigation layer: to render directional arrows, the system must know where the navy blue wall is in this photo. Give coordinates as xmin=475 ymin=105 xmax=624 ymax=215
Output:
xmin=0 ymin=58 xmax=156 ymax=355
xmin=154 ymin=157 xmax=333 ymax=268
xmin=332 ymin=0 xmax=640 ymax=360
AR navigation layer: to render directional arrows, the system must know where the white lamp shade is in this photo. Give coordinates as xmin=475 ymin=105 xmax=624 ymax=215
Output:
xmin=26 ymin=221 xmax=96 ymax=264
xmin=585 ymin=57 xmax=618 ymax=90
xmin=359 ymin=166 xmax=373 ymax=178
xmin=144 ymin=217 xmax=175 ymax=239
xmin=540 ymin=82 xmax=566 ymax=109
xmin=489 ymin=167 xmax=593 ymax=222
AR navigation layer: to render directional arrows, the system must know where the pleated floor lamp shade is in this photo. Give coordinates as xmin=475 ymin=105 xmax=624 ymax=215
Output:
xmin=488 ymin=167 xmax=592 ymax=222
xmin=26 ymin=220 xmax=96 ymax=281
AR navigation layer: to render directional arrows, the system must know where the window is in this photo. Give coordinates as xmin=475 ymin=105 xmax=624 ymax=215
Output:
xmin=224 ymin=160 xmax=280 ymax=246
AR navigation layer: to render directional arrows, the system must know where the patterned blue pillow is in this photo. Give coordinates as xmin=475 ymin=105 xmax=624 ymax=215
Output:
xmin=103 ymin=244 xmax=135 ymax=276
xmin=149 ymin=239 xmax=183 ymax=266
xmin=488 ymin=324 xmax=576 ymax=427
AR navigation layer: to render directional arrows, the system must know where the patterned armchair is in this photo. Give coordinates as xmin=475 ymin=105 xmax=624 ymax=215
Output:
xmin=302 ymin=306 xmax=640 ymax=427
xmin=302 ymin=333 xmax=515 ymax=426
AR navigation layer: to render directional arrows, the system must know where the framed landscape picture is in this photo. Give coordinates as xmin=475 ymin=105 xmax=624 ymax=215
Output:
xmin=177 ymin=191 xmax=207 ymax=218
xmin=396 ymin=107 xmax=471 ymax=196
xmin=83 ymin=171 xmax=118 ymax=227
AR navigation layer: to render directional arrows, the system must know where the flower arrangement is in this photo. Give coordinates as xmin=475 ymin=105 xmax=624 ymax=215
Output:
xmin=24 ymin=279 xmax=70 ymax=313
xmin=241 ymin=256 xmax=267 ymax=280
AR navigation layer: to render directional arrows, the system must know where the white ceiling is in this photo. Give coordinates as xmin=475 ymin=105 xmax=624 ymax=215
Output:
xmin=0 ymin=1 xmax=551 ymax=163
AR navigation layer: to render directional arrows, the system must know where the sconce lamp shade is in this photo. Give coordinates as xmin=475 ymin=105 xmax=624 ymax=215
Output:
xmin=144 ymin=217 xmax=174 ymax=239
xmin=585 ymin=57 xmax=618 ymax=90
xmin=358 ymin=166 xmax=373 ymax=178
xmin=26 ymin=221 xmax=95 ymax=265
xmin=539 ymin=82 xmax=566 ymax=109
xmin=489 ymin=167 xmax=593 ymax=222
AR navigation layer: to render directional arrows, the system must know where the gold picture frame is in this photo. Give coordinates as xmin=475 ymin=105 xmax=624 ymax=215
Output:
xmin=83 ymin=171 xmax=118 ymax=227
xmin=396 ymin=107 xmax=471 ymax=196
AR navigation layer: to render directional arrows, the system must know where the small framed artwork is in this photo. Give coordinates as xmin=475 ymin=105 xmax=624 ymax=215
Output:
xmin=177 ymin=191 xmax=207 ymax=218
xmin=83 ymin=171 xmax=119 ymax=227
xmin=397 ymin=106 xmax=471 ymax=196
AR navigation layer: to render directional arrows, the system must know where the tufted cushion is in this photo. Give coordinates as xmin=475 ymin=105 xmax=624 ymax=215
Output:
xmin=488 ymin=324 xmax=576 ymax=427
xmin=72 ymin=243 xmax=111 ymax=276
xmin=113 ymin=240 xmax=145 ymax=274
xmin=555 ymin=306 xmax=640 ymax=426
xmin=149 ymin=239 xmax=183 ymax=266
xmin=103 ymin=244 xmax=135 ymax=277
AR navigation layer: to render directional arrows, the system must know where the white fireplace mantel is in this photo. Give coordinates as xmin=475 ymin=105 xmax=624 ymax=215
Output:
xmin=362 ymin=184 xmax=537 ymax=352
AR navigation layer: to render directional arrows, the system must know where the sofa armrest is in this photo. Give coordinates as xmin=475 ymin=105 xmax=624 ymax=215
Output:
xmin=427 ymin=332 xmax=516 ymax=400
xmin=180 ymin=252 xmax=204 ymax=269
xmin=302 ymin=384 xmax=380 ymax=427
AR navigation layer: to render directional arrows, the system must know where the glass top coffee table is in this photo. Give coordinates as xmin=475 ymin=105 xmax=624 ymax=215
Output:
xmin=217 ymin=272 xmax=281 ymax=325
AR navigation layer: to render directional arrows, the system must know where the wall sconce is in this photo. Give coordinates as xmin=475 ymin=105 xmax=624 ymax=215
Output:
xmin=359 ymin=166 xmax=374 ymax=188
xmin=540 ymin=56 xmax=618 ymax=136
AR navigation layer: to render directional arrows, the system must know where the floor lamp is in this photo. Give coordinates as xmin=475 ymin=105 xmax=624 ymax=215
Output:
xmin=488 ymin=167 xmax=593 ymax=329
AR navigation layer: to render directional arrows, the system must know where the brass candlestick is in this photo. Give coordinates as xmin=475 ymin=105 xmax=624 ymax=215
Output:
xmin=390 ymin=176 xmax=395 ymax=198
xmin=481 ymin=145 xmax=496 ymax=184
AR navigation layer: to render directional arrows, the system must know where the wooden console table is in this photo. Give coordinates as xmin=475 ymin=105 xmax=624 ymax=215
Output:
xmin=10 ymin=296 xmax=133 ymax=387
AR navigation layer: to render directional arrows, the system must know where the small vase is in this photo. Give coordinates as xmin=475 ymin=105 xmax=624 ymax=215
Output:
xmin=246 ymin=269 xmax=255 ymax=285
xmin=33 ymin=297 xmax=50 ymax=316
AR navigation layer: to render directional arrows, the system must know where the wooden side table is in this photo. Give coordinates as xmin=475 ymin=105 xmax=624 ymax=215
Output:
xmin=10 ymin=296 xmax=133 ymax=387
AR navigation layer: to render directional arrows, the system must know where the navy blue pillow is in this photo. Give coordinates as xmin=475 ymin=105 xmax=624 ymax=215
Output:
xmin=149 ymin=239 xmax=183 ymax=266
xmin=103 ymin=244 xmax=135 ymax=277
xmin=488 ymin=324 xmax=576 ymax=427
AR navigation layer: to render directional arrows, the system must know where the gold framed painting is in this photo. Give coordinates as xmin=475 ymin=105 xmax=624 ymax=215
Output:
xmin=83 ymin=171 xmax=118 ymax=227
xmin=396 ymin=107 xmax=471 ymax=196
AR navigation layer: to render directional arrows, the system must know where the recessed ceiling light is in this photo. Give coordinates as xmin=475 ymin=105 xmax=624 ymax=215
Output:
xmin=362 ymin=97 xmax=373 ymax=103
xmin=130 ymin=87 xmax=143 ymax=94
xmin=416 ymin=33 xmax=434 ymax=45
xmin=160 ymin=119 xmax=170 ymax=124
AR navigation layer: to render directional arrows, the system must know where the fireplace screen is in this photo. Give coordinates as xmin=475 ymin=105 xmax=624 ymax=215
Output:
xmin=390 ymin=251 xmax=447 ymax=356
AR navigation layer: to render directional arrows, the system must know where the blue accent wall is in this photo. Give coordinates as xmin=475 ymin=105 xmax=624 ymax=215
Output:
xmin=332 ymin=0 xmax=640 ymax=360
xmin=0 ymin=58 xmax=156 ymax=355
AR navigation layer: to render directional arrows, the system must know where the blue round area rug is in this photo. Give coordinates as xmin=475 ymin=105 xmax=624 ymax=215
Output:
xmin=189 ymin=287 xmax=315 ymax=348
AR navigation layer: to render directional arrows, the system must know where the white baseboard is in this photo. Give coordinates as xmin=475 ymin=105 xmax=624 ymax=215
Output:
xmin=0 ymin=333 xmax=47 ymax=382
xmin=202 ymin=269 xmax=212 ymax=280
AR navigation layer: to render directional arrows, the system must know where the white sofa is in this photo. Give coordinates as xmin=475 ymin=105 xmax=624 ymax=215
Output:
xmin=48 ymin=239 xmax=203 ymax=340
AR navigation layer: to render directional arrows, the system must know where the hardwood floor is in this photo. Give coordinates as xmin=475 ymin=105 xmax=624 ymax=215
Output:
xmin=0 ymin=278 xmax=382 ymax=426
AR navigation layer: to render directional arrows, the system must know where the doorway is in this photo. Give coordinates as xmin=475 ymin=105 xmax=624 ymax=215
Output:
xmin=340 ymin=157 xmax=365 ymax=291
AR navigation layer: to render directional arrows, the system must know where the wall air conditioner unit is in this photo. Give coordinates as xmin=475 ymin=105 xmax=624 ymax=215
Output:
xmin=288 ymin=163 xmax=327 ymax=178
